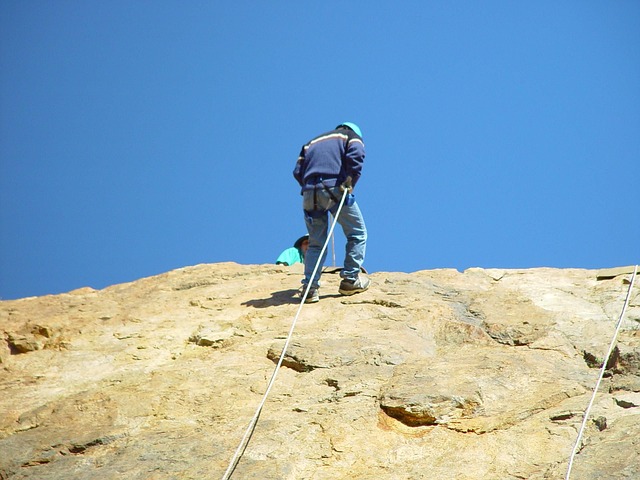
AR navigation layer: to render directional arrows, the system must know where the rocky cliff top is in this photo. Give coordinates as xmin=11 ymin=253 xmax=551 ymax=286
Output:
xmin=1 ymin=263 xmax=639 ymax=479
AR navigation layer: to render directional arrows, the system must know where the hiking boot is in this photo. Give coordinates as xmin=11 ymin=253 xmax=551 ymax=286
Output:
xmin=298 ymin=286 xmax=320 ymax=303
xmin=305 ymin=288 xmax=320 ymax=303
xmin=338 ymin=275 xmax=370 ymax=296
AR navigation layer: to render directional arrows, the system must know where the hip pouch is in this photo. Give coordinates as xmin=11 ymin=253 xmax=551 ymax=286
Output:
xmin=302 ymin=183 xmax=341 ymax=217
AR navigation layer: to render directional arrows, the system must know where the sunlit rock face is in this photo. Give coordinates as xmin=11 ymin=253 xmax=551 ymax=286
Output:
xmin=1 ymin=263 xmax=639 ymax=479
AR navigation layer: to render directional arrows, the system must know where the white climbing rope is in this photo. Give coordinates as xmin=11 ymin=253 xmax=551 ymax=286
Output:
xmin=221 ymin=188 xmax=349 ymax=480
xmin=565 ymin=264 xmax=638 ymax=480
xmin=331 ymin=215 xmax=336 ymax=267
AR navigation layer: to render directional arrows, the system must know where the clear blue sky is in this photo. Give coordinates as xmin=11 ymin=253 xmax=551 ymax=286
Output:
xmin=1 ymin=1 xmax=638 ymax=300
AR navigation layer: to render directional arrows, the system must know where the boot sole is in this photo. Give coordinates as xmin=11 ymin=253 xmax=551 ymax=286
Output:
xmin=338 ymin=287 xmax=369 ymax=296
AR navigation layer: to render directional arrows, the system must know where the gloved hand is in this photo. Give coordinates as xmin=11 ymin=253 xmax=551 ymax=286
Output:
xmin=339 ymin=176 xmax=353 ymax=194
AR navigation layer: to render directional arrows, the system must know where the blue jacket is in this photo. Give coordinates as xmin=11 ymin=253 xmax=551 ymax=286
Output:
xmin=293 ymin=127 xmax=365 ymax=192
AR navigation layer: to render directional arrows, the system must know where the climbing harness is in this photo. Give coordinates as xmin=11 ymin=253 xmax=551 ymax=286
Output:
xmin=565 ymin=264 xmax=638 ymax=480
xmin=221 ymin=188 xmax=350 ymax=480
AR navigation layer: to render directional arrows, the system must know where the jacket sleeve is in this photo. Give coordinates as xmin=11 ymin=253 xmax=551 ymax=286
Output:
xmin=276 ymin=247 xmax=302 ymax=266
xmin=293 ymin=146 xmax=306 ymax=186
xmin=343 ymin=137 xmax=365 ymax=187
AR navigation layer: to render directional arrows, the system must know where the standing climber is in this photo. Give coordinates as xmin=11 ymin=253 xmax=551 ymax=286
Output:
xmin=293 ymin=122 xmax=369 ymax=303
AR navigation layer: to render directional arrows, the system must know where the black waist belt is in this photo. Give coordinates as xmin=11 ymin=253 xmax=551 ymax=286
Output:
xmin=307 ymin=174 xmax=337 ymax=184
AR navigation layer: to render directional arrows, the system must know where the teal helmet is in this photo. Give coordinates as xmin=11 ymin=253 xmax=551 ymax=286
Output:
xmin=337 ymin=122 xmax=362 ymax=138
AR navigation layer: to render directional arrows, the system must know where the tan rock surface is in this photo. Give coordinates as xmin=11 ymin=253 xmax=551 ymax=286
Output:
xmin=1 ymin=263 xmax=639 ymax=479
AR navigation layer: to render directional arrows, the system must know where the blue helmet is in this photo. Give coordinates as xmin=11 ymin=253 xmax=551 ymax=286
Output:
xmin=337 ymin=122 xmax=362 ymax=138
